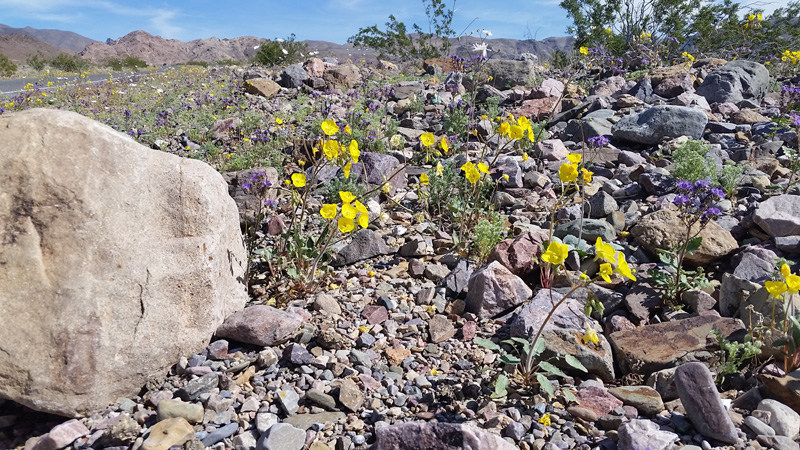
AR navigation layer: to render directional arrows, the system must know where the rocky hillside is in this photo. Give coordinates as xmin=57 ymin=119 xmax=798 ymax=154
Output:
xmin=0 ymin=33 xmax=68 ymax=61
xmin=0 ymin=24 xmax=96 ymax=53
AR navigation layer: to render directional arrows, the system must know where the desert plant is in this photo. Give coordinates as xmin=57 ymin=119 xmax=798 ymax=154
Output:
xmin=0 ymin=53 xmax=17 ymax=77
xmin=26 ymin=51 xmax=47 ymax=71
xmin=711 ymin=329 xmax=762 ymax=384
xmin=253 ymin=34 xmax=308 ymax=67
xmin=670 ymin=139 xmax=716 ymax=184
xmin=472 ymin=212 xmax=505 ymax=264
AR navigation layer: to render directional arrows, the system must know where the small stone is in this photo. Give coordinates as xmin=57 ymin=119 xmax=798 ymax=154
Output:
xmin=31 ymin=419 xmax=89 ymax=450
xmin=338 ymin=378 xmax=364 ymax=412
xmin=428 ymin=315 xmax=456 ymax=343
xmin=157 ymin=399 xmax=204 ymax=424
xmin=743 ymin=415 xmax=775 ymax=437
xmin=362 ymin=305 xmax=389 ymax=325
xmin=175 ymin=372 xmax=219 ymax=402
xmin=278 ymin=389 xmax=300 ymax=415
xmin=141 ymin=418 xmax=195 ymax=450
xmin=257 ymin=423 xmax=305 ymax=450
xmin=201 ymin=422 xmax=239 ymax=447
xmin=314 ymin=294 xmax=342 ymax=315
xmin=758 ymin=399 xmax=800 ymax=438
xmin=305 ymin=389 xmax=337 ymax=411
xmin=757 ymin=435 xmax=800 ymax=450
xmin=256 ymin=412 xmax=279 ymax=434
xmin=674 ymin=362 xmax=739 ymax=444
xmin=385 ymin=348 xmax=411 ymax=366
xmin=617 ymin=419 xmax=679 ymax=450
xmin=608 ymin=385 xmax=664 ymax=415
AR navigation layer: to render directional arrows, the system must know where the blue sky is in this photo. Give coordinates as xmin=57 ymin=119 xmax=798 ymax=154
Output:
xmin=0 ymin=0 xmax=792 ymax=44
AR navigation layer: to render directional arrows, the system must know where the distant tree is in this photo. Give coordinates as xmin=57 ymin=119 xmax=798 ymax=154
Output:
xmin=348 ymin=0 xmax=456 ymax=61
xmin=26 ymin=51 xmax=47 ymax=71
xmin=49 ymin=53 xmax=90 ymax=73
xmin=0 ymin=53 xmax=17 ymax=77
xmin=252 ymin=34 xmax=308 ymax=67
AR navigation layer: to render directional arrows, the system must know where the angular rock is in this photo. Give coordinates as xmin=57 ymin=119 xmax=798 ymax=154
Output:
xmin=610 ymin=315 xmax=744 ymax=375
xmin=511 ymin=289 xmax=587 ymax=337
xmin=608 ymin=385 xmax=664 ymax=415
xmin=338 ymin=378 xmax=364 ymax=412
xmin=631 ymin=208 xmax=737 ymax=265
xmin=465 ymin=261 xmax=532 ymax=318
xmin=617 ymin=419 xmax=679 ymax=450
xmin=536 ymin=139 xmax=569 ymax=161
xmin=540 ymin=327 xmax=615 ymax=382
xmin=332 ymin=229 xmax=395 ymax=267
xmin=585 ymin=190 xmax=618 ymax=218
xmin=323 ymin=64 xmax=362 ymax=89
xmin=753 ymin=194 xmax=800 ymax=238
xmin=245 ymin=78 xmax=281 ymax=98
xmin=576 ymin=386 xmax=623 ymax=417
xmin=365 ymin=421 xmax=517 ymax=450
xmin=215 ymin=305 xmax=303 ymax=347
xmin=258 ymin=423 xmax=305 ymax=450
xmin=201 ymin=422 xmax=239 ymax=447
xmin=695 ymin=60 xmax=770 ymax=105
xmin=485 ymin=59 xmax=537 ymax=89
xmin=156 ymin=399 xmax=204 ymax=424
xmin=487 ymin=229 xmax=549 ymax=277
xmin=674 ymin=362 xmax=739 ymax=444
xmin=554 ymin=218 xmax=616 ymax=243
xmin=758 ymin=399 xmax=800 ymax=438
xmin=612 ymin=105 xmax=708 ymax=145
xmin=30 ymin=419 xmax=89 ymax=450
xmin=756 ymin=435 xmax=800 ymax=450
xmin=428 ymin=315 xmax=456 ymax=343
xmin=0 ymin=109 xmax=247 ymax=417
xmin=141 ymin=418 xmax=195 ymax=450
xmin=279 ymin=64 xmax=309 ymax=88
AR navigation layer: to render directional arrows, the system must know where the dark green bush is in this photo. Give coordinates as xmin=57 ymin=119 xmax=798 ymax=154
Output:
xmin=49 ymin=53 xmax=90 ymax=73
xmin=0 ymin=53 xmax=17 ymax=77
xmin=253 ymin=34 xmax=308 ymax=67
xmin=26 ymin=52 xmax=46 ymax=71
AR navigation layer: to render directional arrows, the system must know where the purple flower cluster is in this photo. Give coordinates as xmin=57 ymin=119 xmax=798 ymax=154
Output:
xmin=791 ymin=113 xmax=800 ymax=127
xmin=674 ymin=180 xmax=724 ymax=225
xmin=242 ymin=172 xmax=273 ymax=199
xmin=587 ymin=135 xmax=610 ymax=147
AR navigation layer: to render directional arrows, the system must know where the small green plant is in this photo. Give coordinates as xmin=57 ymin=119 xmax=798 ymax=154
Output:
xmin=472 ymin=212 xmax=505 ymax=264
xmin=718 ymin=162 xmax=744 ymax=199
xmin=781 ymin=143 xmax=800 ymax=194
xmin=711 ymin=329 xmax=761 ymax=384
xmin=549 ymin=50 xmax=571 ymax=70
xmin=49 ymin=52 xmax=90 ymax=73
xmin=26 ymin=51 xmax=47 ymax=71
xmin=0 ymin=53 xmax=17 ymax=77
xmin=670 ymin=139 xmax=716 ymax=183
xmin=762 ymin=262 xmax=800 ymax=372
xmin=648 ymin=180 xmax=720 ymax=307
xmin=253 ymin=34 xmax=308 ymax=67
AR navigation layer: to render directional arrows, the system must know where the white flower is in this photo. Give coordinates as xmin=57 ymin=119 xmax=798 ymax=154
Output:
xmin=282 ymin=48 xmax=288 ymax=55
xmin=483 ymin=29 xmax=492 ymax=36
xmin=472 ymin=42 xmax=489 ymax=57
xmin=276 ymin=38 xmax=285 ymax=43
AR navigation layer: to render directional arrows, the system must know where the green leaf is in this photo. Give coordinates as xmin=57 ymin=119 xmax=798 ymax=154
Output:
xmin=490 ymin=374 xmax=509 ymax=398
xmin=509 ymin=337 xmax=532 ymax=353
xmin=563 ymin=354 xmax=588 ymax=372
xmin=539 ymin=361 xmax=567 ymax=378
xmin=562 ymin=388 xmax=578 ymax=403
xmin=500 ymin=354 xmax=521 ymax=365
xmin=537 ymin=373 xmax=555 ymax=398
xmin=531 ymin=337 xmax=546 ymax=357
xmin=685 ymin=236 xmax=703 ymax=254
xmin=474 ymin=337 xmax=500 ymax=351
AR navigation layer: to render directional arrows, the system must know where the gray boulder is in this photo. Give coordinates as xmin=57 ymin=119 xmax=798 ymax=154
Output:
xmin=612 ymin=105 xmax=708 ymax=145
xmin=674 ymin=362 xmax=739 ymax=444
xmin=753 ymin=194 xmax=800 ymax=238
xmin=695 ymin=60 xmax=770 ymax=105
xmin=465 ymin=261 xmax=532 ymax=318
xmin=0 ymin=109 xmax=247 ymax=417
xmin=485 ymin=59 xmax=537 ymax=89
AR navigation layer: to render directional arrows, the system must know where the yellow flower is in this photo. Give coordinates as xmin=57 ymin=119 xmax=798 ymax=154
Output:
xmin=566 ymin=153 xmax=582 ymax=164
xmin=522 ymin=153 xmax=529 ymax=162
xmin=503 ymin=174 xmax=510 ymax=182
xmin=509 ymin=124 xmax=525 ymax=140
xmin=291 ymin=173 xmax=306 ymax=188
xmin=527 ymin=126 xmax=535 ymax=142
xmin=599 ymin=263 xmax=613 ymax=283
xmin=757 ymin=13 xmax=763 ymax=20
xmin=430 ymin=368 xmax=439 ymax=376
xmin=616 ymin=252 xmax=636 ymax=281
xmin=517 ymin=116 xmax=531 ymax=128
xmin=581 ymin=168 xmax=593 ymax=184
xmin=341 ymin=202 xmax=357 ymax=219
xmin=276 ymin=117 xmax=283 ymax=125
xmin=343 ymin=161 xmax=352 ymax=178
xmin=538 ymin=414 xmax=551 ymax=427
xmin=321 ymin=119 xmax=339 ymax=136
xmin=541 ymin=241 xmax=569 ymax=266
xmin=498 ymin=122 xmax=511 ymax=136
xmin=786 ymin=274 xmax=800 ymax=294
xmin=323 ymin=140 xmax=340 ymax=159
xmin=748 ymin=13 xmax=755 ymax=21
xmin=478 ymin=162 xmax=489 ymax=174
xmin=782 ymin=263 xmax=791 ymax=280
xmin=440 ymin=137 xmax=449 ymax=153
xmin=559 ymin=163 xmax=578 ymax=183
xmin=320 ymin=204 xmax=338 ymax=219
xmin=420 ymin=132 xmax=435 ymax=147
xmin=579 ymin=46 xmax=588 ymax=55
xmin=605 ymin=28 xmax=611 ymax=34
xmin=367 ymin=269 xmax=375 ymax=277
xmin=349 ymin=140 xmax=360 ymax=162
xmin=357 ymin=211 xmax=369 ymax=228
xmin=595 ymin=237 xmax=616 ymax=263
xmin=436 ymin=162 xmax=444 ymax=176
xmin=344 ymin=124 xmax=352 ymax=134
xmin=339 ymin=191 xmax=356 ymax=203
xmin=354 ymin=200 xmax=368 ymax=214
xmin=461 ymin=162 xmax=481 ymax=184
xmin=766 ymin=280 xmax=788 ymax=298
xmin=582 ymin=322 xmax=599 ymax=345
xmin=338 ymin=217 xmax=355 ymax=233
xmin=420 ymin=173 xmax=430 ymax=186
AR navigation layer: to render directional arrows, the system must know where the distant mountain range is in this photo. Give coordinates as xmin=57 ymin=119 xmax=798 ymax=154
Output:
xmin=0 ymin=24 xmax=574 ymax=65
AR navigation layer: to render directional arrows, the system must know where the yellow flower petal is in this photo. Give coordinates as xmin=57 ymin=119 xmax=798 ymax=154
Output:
xmin=559 ymin=163 xmax=578 ymax=183
xmin=420 ymin=173 xmax=430 ymax=185
xmin=320 ymin=204 xmax=337 ymax=219
xmin=344 ymin=124 xmax=352 ymax=134
xmin=541 ymin=241 xmax=569 ymax=265
xmin=599 ymin=263 xmax=613 ymax=283
xmin=582 ymin=322 xmax=599 ymax=345
xmin=349 ymin=140 xmax=360 ymax=163
xmin=786 ymin=274 xmax=800 ymax=294
xmin=595 ymin=237 xmax=617 ymax=263
xmin=341 ymin=202 xmax=357 ymax=219
xmin=357 ymin=212 xmax=369 ymax=228
xmin=343 ymin=161 xmax=352 ymax=178
xmin=321 ymin=119 xmax=339 ymax=136
xmin=435 ymin=162 xmax=444 ymax=176
xmin=477 ymin=162 xmax=489 ymax=174
xmin=566 ymin=153 xmax=582 ymax=164
xmin=337 ymin=217 xmax=355 ymax=233
xmin=616 ymin=252 xmax=636 ymax=281
xmin=354 ymin=200 xmax=368 ymax=214
xmin=339 ymin=191 xmax=356 ymax=203
xmin=498 ymin=122 xmax=510 ymax=136
xmin=420 ymin=132 xmax=435 ymax=147
xmin=782 ymin=263 xmax=791 ymax=280
xmin=440 ymin=137 xmax=449 ymax=152
xmin=291 ymin=173 xmax=306 ymax=188
xmin=323 ymin=140 xmax=340 ymax=159
xmin=766 ymin=280 xmax=789 ymax=298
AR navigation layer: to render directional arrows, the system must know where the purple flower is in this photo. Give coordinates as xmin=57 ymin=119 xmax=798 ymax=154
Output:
xmin=673 ymin=195 xmax=690 ymax=206
xmin=587 ymin=135 xmax=610 ymax=147
xmin=704 ymin=207 xmax=721 ymax=218
xmin=242 ymin=182 xmax=252 ymax=191
xmin=264 ymin=199 xmax=276 ymax=207
xmin=676 ymin=181 xmax=693 ymax=191
xmin=694 ymin=180 xmax=710 ymax=189
xmin=791 ymin=113 xmax=800 ymax=127
xmin=711 ymin=188 xmax=724 ymax=199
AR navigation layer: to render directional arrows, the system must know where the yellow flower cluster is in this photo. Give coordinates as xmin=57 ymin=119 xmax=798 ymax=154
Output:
xmin=461 ymin=161 xmax=489 ymax=184
xmin=498 ymin=114 xmax=536 ymax=143
xmin=316 ymin=119 xmax=360 ymax=178
xmin=765 ymin=264 xmax=800 ymax=298
xmin=540 ymin=237 xmax=636 ymax=282
xmin=781 ymin=50 xmax=800 ymax=64
xmin=558 ymin=153 xmax=593 ymax=184
xmin=320 ymin=191 xmax=369 ymax=233
xmin=682 ymin=51 xmax=696 ymax=68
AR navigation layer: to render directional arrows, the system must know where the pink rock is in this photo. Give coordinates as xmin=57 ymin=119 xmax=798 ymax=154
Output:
xmin=215 ymin=305 xmax=303 ymax=346
xmin=461 ymin=321 xmax=478 ymax=341
xmin=362 ymin=305 xmax=389 ymax=325
xmin=465 ymin=261 xmax=532 ymax=319
xmin=303 ymin=58 xmax=325 ymax=77
xmin=535 ymin=139 xmax=569 ymax=161
xmin=488 ymin=228 xmax=549 ymax=276
xmin=31 ymin=419 xmax=89 ymax=450
xmin=529 ymin=78 xmax=564 ymax=98
xmin=514 ymin=97 xmax=560 ymax=121
xmin=591 ymin=75 xmax=626 ymax=97
xmin=576 ymin=386 xmax=623 ymax=418
xmin=653 ymin=72 xmax=694 ymax=98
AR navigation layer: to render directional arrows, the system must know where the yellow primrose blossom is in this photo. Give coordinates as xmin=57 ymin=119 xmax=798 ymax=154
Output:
xmin=321 ymin=119 xmax=339 ymax=136
xmin=522 ymin=153 xmax=529 ymax=162
xmin=275 ymin=117 xmax=283 ymax=125
xmin=538 ymin=414 xmax=551 ymax=426
xmin=440 ymin=137 xmax=449 ymax=153
xmin=291 ymin=173 xmax=306 ymax=188
xmin=461 ymin=162 xmax=481 ymax=184
xmin=339 ymin=191 xmax=356 ymax=203
xmin=517 ymin=116 xmax=531 ymax=128
xmin=338 ymin=217 xmax=355 ymax=233
xmin=436 ymin=162 xmax=444 ymax=176
xmin=420 ymin=132 xmax=435 ymax=147
xmin=605 ymin=28 xmax=611 ymax=34
xmin=498 ymin=122 xmax=511 ymax=136
xmin=616 ymin=252 xmax=636 ymax=281
xmin=341 ymin=203 xmax=357 ymax=219
xmin=320 ymin=204 xmax=338 ymax=219
xmin=559 ymin=163 xmax=578 ymax=183
xmin=757 ymin=13 xmax=763 ymax=20
xmin=786 ymin=274 xmax=800 ymax=294
xmin=581 ymin=168 xmax=593 ymax=184
xmin=478 ymin=162 xmax=490 ymax=174
xmin=582 ymin=322 xmax=599 ymax=345
xmin=766 ymin=280 xmax=788 ymax=298
xmin=579 ymin=46 xmax=588 ymax=55
xmin=748 ymin=13 xmax=755 ymax=21
xmin=595 ymin=237 xmax=616 ymax=263
xmin=782 ymin=263 xmax=791 ymax=279
xmin=343 ymin=161 xmax=352 ymax=178
xmin=354 ymin=200 xmax=368 ymax=214
xmin=509 ymin=124 xmax=525 ymax=140
xmin=420 ymin=173 xmax=430 ymax=186
xmin=349 ymin=140 xmax=360 ymax=162
xmin=357 ymin=211 xmax=369 ymax=228
xmin=344 ymin=124 xmax=352 ymax=134
xmin=323 ymin=140 xmax=340 ymax=159
xmin=542 ymin=241 xmax=569 ymax=265
xmin=566 ymin=153 xmax=582 ymax=164
xmin=599 ymin=263 xmax=614 ymax=283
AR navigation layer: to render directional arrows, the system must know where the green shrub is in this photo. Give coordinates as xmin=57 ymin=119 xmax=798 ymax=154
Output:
xmin=253 ymin=34 xmax=308 ymax=67
xmin=0 ymin=53 xmax=17 ymax=77
xmin=671 ymin=139 xmax=716 ymax=183
xmin=49 ymin=53 xmax=90 ymax=73
xmin=26 ymin=52 xmax=46 ymax=71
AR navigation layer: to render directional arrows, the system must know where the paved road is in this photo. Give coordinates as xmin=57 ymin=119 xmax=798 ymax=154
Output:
xmin=0 ymin=70 xmax=160 ymax=99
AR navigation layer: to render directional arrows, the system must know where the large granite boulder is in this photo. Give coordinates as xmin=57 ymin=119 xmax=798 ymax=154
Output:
xmin=695 ymin=60 xmax=770 ymax=105
xmin=0 ymin=109 xmax=248 ymax=417
xmin=612 ymin=105 xmax=708 ymax=145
